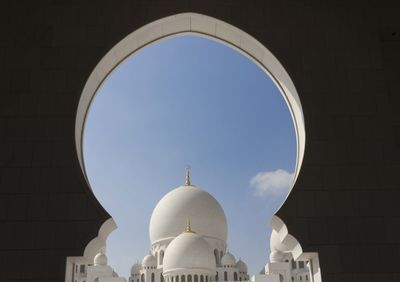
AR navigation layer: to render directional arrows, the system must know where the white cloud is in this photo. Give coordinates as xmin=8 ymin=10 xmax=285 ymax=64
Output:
xmin=250 ymin=169 xmax=294 ymax=196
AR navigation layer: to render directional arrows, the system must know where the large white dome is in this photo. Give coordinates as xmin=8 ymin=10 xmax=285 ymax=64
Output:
xmin=163 ymin=230 xmax=216 ymax=275
xmin=149 ymin=185 xmax=227 ymax=244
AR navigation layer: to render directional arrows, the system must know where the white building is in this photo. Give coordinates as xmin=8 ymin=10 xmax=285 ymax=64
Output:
xmin=129 ymin=171 xmax=311 ymax=282
xmin=256 ymin=230 xmax=311 ymax=282
xmin=73 ymin=252 xmax=127 ymax=282
xmin=71 ymin=170 xmax=311 ymax=282
xmin=260 ymin=255 xmax=310 ymax=282
xmin=130 ymin=170 xmax=250 ymax=282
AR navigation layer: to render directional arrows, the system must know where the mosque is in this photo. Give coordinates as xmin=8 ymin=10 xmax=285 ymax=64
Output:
xmin=129 ymin=169 xmax=249 ymax=282
xmin=72 ymin=170 xmax=310 ymax=282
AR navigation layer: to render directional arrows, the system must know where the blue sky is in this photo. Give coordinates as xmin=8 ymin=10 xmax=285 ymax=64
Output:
xmin=83 ymin=35 xmax=296 ymax=277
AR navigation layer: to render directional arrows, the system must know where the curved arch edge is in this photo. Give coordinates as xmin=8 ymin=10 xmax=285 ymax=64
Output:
xmin=75 ymin=12 xmax=305 ymax=195
xmin=270 ymin=215 xmax=322 ymax=282
xmin=73 ymin=12 xmax=308 ymax=281
xmin=65 ymin=218 xmax=117 ymax=282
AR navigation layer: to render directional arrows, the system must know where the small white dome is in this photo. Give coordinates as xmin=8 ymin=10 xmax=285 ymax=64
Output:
xmin=221 ymin=252 xmax=236 ymax=266
xmin=94 ymin=252 xmax=108 ymax=266
xmin=163 ymin=230 xmax=216 ymax=275
xmin=236 ymin=259 xmax=247 ymax=272
xmin=131 ymin=262 xmax=142 ymax=275
xmin=150 ymin=185 xmax=227 ymax=245
xmin=142 ymin=254 xmax=157 ymax=267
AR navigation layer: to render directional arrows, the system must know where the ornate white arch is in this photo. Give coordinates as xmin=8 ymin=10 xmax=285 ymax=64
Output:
xmin=72 ymin=12 xmax=311 ymax=282
xmin=65 ymin=218 xmax=117 ymax=282
xmin=75 ymin=13 xmax=305 ymax=202
xmin=270 ymin=215 xmax=322 ymax=282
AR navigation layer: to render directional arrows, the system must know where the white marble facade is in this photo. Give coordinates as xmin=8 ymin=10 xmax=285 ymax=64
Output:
xmin=129 ymin=172 xmax=310 ymax=282
xmin=129 ymin=171 xmax=250 ymax=282
xmin=73 ymin=252 xmax=126 ymax=282
xmin=71 ymin=172 xmax=310 ymax=282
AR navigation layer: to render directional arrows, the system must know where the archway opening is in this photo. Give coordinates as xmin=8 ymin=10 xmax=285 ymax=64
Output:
xmin=72 ymin=13 xmax=313 ymax=282
xmin=83 ymin=33 xmax=296 ymax=278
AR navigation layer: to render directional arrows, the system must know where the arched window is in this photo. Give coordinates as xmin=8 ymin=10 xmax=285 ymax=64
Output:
xmin=172 ymin=277 xmax=174 ymax=282
xmin=194 ymin=275 xmax=198 ymax=282
xmin=160 ymin=250 xmax=164 ymax=265
xmin=224 ymin=272 xmax=227 ymax=282
xmin=161 ymin=274 xmax=164 ymax=282
xmin=176 ymin=276 xmax=179 ymax=282
xmin=220 ymin=251 xmax=223 ymax=261
xmin=141 ymin=274 xmax=145 ymax=282
xmin=215 ymin=272 xmax=218 ymax=282
xmin=152 ymin=273 xmax=155 ymax=282
xmin=188 ymin=275 xmax=192 ymax=282
xmin=137 ymin=279 xmax=139 ymax=282
xmin=200 ymin=275 xmax=204 ymax=282
xmin=206 ymin=276 xmax=208 ymax=282
xmin=182 ymin=275 xmax=186 ymax=282
xmin=300 ymin=276 xmax=302 ymax=281
xmin=239 ymin=278 xmax=242 ymax=281
xmin=234 ymin=273 xmax=238 ymax=281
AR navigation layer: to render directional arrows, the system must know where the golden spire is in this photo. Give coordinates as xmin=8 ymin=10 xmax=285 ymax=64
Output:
xmin=185 ymin=165 xmax=191 ymax=186
xmin=185 ymin=218 xmax=195 ymax=233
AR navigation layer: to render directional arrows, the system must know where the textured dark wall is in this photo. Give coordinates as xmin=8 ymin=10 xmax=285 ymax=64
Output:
xmin=1 ymin=1 xmax=399 ymax=281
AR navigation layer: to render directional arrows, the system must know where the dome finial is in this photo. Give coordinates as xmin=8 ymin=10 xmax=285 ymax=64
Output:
xmin=185 ymin=218 xmax=195 ymax=233
xmin=185 ymin=165 xmax=191 ymax=186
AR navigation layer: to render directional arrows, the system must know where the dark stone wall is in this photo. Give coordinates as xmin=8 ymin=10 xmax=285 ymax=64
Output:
xmin=0 ymin=1 xmax=399 ymax=281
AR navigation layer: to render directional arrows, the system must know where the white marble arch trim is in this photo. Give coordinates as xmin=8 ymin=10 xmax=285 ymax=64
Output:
xmin=64 ymin=218 xmax=117 ymax=282
xmin=270 ymin=215 xmax=322 ymax=282
xmin=75 ymin=13 xmax=306 ymax=200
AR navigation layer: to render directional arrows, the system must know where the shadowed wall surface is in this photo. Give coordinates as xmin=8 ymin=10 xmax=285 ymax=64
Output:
xmin=0 ymin=1 xmax=400 ymax=281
